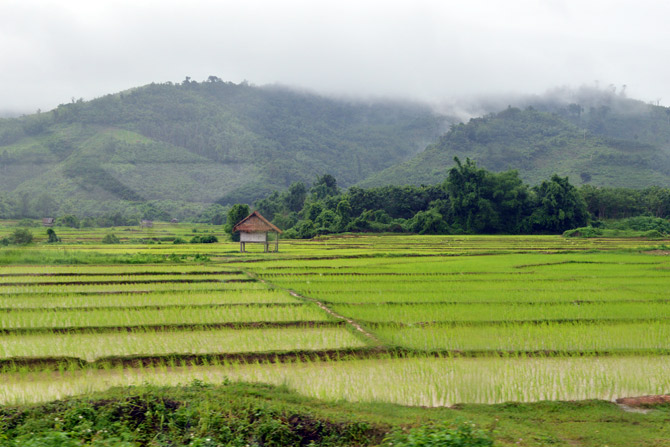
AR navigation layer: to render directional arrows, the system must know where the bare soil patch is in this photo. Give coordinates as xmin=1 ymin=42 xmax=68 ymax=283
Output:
xmin=616 ymin=395 xmax=670 ymax=407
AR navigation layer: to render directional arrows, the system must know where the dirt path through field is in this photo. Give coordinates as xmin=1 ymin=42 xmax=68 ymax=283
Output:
xmin=287 ymin=289 xmax=382 ymax=345
xmin=248 ymin=273 xmax=383 ymax=346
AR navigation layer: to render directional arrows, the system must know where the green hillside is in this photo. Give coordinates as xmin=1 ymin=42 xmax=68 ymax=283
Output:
xmin=532 ymin=88 xmax=670 ymax=150
xmin=0 ymin=80 xmax=444 ymax=215
xmin=4 ymin=82 xmax=670 ymax=220
xmin=360 ymin=105 xmax=670 ymax=189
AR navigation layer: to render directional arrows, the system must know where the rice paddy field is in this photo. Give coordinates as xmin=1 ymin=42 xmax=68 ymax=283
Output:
xmin=2 ymin=222 xmax=670 ymax=413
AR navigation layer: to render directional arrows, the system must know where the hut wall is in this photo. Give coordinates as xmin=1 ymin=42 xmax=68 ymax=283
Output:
xmin=241 ymin=232 xmax=267 ymax=242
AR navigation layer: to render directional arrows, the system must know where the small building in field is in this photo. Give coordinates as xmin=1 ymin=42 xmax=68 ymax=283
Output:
xmin=42 ymin=218 xmax=55 ymax=227
xmin=170 ymin=218 xmax=179 ymax=224
xmin=232 ymin=211 xmax=282 ymax=253
xmin=140 ymin=220 xmax=153 ymax=228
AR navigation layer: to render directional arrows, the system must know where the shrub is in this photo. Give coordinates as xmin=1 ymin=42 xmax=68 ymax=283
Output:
xmin=190 ymin=235 xmax=218 ymax=244
xmin=563 ymin=226 xmax=603 ymax=238
xmin=102 ymin=233 xmax=120 ymax=244
xmin=46 ymin=228 xmax=60 ymax=243
xmin=612 ymin=216 xmax=670 ymax=233
xmin=383 ymin=422 xmax=493 ymax=447
xmin=173 ymin=237 xmax=187 ymax=244
xmin=11 ymin=228 xmax=33 ymax=245
xmin=282 ymin=228 xmax=298 ymax=239
xmin=643 ymin=229 xmax=665 ymax=240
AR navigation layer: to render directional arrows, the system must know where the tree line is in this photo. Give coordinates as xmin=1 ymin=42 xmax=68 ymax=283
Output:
xmin=244 ymin=159 xmax=670 ymax=239
xmin=247 ymin=158 xmax=583 ymax=238
xmin=4 ymin=157 xmax=670 ymax=236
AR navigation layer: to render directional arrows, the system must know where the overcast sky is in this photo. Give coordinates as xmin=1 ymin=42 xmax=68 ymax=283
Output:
xmin=2 ymin=0 xmax=670 ymax=114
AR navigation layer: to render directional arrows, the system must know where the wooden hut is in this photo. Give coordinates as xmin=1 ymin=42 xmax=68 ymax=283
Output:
xmin=42 ymin=218 xmax=55 ymax=227
xmin=232 ymin=211 xmax=282 ymax=253
xmin=140 ymin=220 xmax=153 ymax=228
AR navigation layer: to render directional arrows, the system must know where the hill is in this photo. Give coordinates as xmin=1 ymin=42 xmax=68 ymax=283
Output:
xmin=0 ymin=80 xmax=445 ymax=216
xmin=360 ymin=103 xmax=670 ymax=189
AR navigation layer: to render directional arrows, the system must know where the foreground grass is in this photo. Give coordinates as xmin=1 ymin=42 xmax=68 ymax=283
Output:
xmin=2 ymin=381 xmax=670 ymax=447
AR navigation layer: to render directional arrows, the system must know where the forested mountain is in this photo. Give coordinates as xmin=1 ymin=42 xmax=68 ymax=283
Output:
xmin=0 ymin=79 xmax=444 ymax=217
xmin=361 ymin=99 xmax=670 ymax=189
xmin=3 ymin=81 xmax=670 ymax=222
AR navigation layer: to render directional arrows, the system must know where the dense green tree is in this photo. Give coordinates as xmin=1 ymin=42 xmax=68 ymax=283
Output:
xmin=224 ymin=204 xmax=250 ymax=242
xmin=489 ymin=170 xmax=531 ymax=233
xmin=273 ymin=211 xmax=299 ymax=231
xmin=444 ymin=157 xmax=531 ymax=234
xmin=408 ymin=208 xmax=449 ymax=235
xmin=579 ymin=185 xmax=649 ymax=220
xmin=0 ymin=192 xmax=17 ymax=219
xmin=293 ymin=219 xmax=316 ymax=239
xmin=310 ymin=174 xmax=340 ymax=200
xmin=284 ymin=182 xmax=307 ymax=213
xmin=254 ymin=191 xmax=283 ymax=222
xmin=336 ymin=199 xmax=353 ymax=228
xmin=643 ymin=186 xmax=670 ymax=218
xmin=56 ymin=214 xmax=80 ymax=228
xmin=302 ymin=201 xmax=323 ymax=222
xmin=314 ymin=209 xmax=339 ymax=233
xmin=527 ymin=175 xmax=588 ymax=233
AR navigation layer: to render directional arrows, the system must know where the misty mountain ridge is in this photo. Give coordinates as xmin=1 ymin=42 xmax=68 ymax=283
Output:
xmin=1 ymin=80 xmax=670 ymax=218
xmin=0 ymin=79 xmax=445 ymax=215
xmin=363 ymin=87 xmax=670 ymax=189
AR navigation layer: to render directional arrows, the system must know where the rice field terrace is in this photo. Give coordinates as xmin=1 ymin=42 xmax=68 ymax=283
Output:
xmin=2 ymin=223 xmax=670 ymax=411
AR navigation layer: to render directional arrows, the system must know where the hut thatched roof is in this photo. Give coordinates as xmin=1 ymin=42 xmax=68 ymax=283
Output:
xmin=233 ymin=211 xmax=282 ymax=234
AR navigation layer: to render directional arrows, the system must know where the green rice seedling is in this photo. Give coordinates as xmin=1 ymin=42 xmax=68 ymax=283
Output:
xmin=3 ymin=355 xmax=670 ymax=406
xmin=0 ymin=264 xmax=234 ymax=275
xmin=0 ymin=290 xmax=300 ymax=309
xmin=374 ymin=321 xmax=670 ymax=353
xmin=0 ymin=281 xmax=266 ymax=295
xmin=331 ymin=301 xmax=670 ymax=324
xmin=3 ymin=233 xmax=670 ymax=408
xmin=0 ymin=303 xmax=332 ymax=329
xmin=0 ymin=327 xmax=369 ymax=361
xmin=0 ymin=274 xmax=245 ymax=284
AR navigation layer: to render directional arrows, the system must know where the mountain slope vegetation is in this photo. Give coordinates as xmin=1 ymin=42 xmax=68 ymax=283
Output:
xmin=3 ymin=82 xmax=670 ymax=221
xmin=0 ymin=79 xmax=445 ymax=214
xmin=361 ymin=104 xmax=670 ymax=189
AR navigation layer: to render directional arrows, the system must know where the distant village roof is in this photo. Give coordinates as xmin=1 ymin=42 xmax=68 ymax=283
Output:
xmin=233 ymin=211 xmax=282 ymax=234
